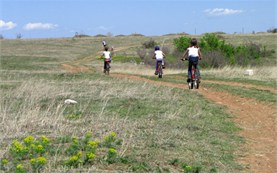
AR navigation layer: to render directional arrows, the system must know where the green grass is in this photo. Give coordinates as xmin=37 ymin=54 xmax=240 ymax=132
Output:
xmin=2 ymin=34 xmax=275 ymax=172
xmin=202 ymin=83 xmax=277 ymax=103
xmin=1 ymin=55 xmax=58 ymax=70
xmin=0 ymin=71 xmax=243 ymax=172
xmin=202 ymin=74 xmax=277 ymax=88
xmin=127 ymin=73 xmax=276 ymax=103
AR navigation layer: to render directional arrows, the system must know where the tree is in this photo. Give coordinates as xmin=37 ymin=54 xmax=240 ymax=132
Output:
xmin=16 ymin=33 xmax=22 ymax=39
xmin=173 ymin=36 xmax=190 ymax=52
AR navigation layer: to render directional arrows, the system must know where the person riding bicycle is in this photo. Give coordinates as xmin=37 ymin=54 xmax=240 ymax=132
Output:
xmin=101 ymin=46 xmax=112 ymax=72
xmin=152 ymin=46 xmax=166 ymax=75
xmin=181 ymin=38 xmax=202 ymax=82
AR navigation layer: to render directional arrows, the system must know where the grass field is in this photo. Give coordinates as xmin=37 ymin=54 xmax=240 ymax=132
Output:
xmin=0 ymin=33 xmax=276 ymax=172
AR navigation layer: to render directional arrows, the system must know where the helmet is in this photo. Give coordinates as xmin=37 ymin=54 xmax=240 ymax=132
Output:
xmin=154 ymin=46 xmax=160 ymax=51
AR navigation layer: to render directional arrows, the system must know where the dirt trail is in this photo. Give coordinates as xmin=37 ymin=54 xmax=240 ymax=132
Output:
xmin=61 ymin=62 xmax=276 ymax=173
xmin=201 ymin=79 xmax=277 ymax=94
xmin=172 ymin=76 xmax=277 ymax=94
xmin=111 ymin=73 xmax=277 ymax=173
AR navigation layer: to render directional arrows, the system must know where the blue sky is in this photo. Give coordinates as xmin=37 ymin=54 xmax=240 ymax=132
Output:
xmin=0 ymin=0 xmax=276 ymax=38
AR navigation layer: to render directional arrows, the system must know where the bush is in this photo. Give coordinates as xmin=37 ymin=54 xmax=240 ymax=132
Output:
xmin=142 ymin=39 xmax=158 ymax=49
xmin=136 ymin=48 xmax=147 ymax=60
xmin=201 ymin=51 xmax=226 ymax=68
xmin=172 ymin=33 xmax=272 ymax=67
xmin=200 ymin=33 xmax=225 ymax=51
xmin=267 ymin=28 xmax=277 ymax=33
xmin=173 ymin=36 xmax=191 ymax=52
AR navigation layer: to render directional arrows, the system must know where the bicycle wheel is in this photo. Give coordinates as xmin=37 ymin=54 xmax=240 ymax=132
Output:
xmin=195 ymin=68 xmax=200 ymax=89
xmin=158 ymin=62 xmax=163 ymax=78
xmin=105 ymin=63 xmax=110 ymax=75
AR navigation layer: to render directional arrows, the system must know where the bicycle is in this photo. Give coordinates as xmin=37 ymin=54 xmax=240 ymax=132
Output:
xmin=104 ymin=60 xmax=110 ymax=75
xmin=181 ymin=58 xmax=200 ymax=89
xmin=157 ymin=61 xmax=163 ymax=78
xmin=189 ymin=65 xmax=200 ymax=89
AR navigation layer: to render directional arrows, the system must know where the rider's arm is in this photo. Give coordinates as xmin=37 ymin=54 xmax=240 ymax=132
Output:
xmin=181 ymin=49 xmax=188 ymax=60
xmin=198 ymin=49 xmax=202 ymax=60
xmin=152 ymin=52 xmax=156 ymax=59
xmin=162 ymin=52 xmax=166 ymax=58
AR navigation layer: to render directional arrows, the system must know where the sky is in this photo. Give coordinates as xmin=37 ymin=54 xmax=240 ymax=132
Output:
xmin=0 ymin=0 xmax=276 ymax=39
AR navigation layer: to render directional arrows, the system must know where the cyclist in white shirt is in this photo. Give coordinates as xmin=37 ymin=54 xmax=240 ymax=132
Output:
xmin=152 ymin=46 xmax=166 ymax=75
xmin=101 ymin=46 xmax=112 ymax=72
xmin=181 ymin=38 xmax=202 ymax=82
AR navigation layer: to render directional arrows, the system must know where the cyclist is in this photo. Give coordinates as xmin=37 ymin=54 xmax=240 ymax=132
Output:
xmin=181 ymin=38 xmax=202 ymax=82
xmin=101 ymin=46 xmax=112 ymax=73
xmin=152 ymin=46 xmax=166 ymax=75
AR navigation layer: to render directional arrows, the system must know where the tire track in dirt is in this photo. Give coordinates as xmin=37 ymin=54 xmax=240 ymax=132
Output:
xmin=203 ymin=79 xmax=277 ymax=94
xmin=111 ymin=73 xmax=277 ymax=173
xmin=171 ymin=76 xmax=277 ymax=94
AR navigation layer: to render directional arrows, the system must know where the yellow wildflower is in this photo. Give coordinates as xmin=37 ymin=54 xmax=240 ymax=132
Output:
xmin=40 ymin=135 xmax=50 ymax=145
xmin=86 ymin=152 xmax=95 ymax=159
xmin=24 ymin=136 xmax=34 ymax=145
xmin=110 ymin=132 xmax=116 ymax=138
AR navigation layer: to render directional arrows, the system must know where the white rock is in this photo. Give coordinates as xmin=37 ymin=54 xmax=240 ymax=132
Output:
xmin=244 ymin=69 xmax=254 ymax=76
xmin=64 ymin=99 xmax=78 ymax=104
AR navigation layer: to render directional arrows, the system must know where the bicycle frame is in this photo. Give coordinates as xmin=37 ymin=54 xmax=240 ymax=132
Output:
xmin=189 ymin=64 xmax=199 ymax=89
xmin=157 ymin=61 xmax=163 ymax=78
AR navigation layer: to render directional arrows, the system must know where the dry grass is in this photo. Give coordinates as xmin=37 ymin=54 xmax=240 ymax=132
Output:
xmin=93 ymin=62 xmax=277 ymax=81
xmin=0 ymin=73 xmax=241 ymax=172
xmin=2 ymin=34 xmax=274 ymax=172
xmin=203 ymin=65 xmax=277 ymax=80
xmin=93 ymin=62 xmax=184 ymax=76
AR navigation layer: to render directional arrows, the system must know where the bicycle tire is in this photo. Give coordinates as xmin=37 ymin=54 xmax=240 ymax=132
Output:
xmin=105 ymin=63 xmax=110 ymax=75
xmin=158 ymin=62 xmax=163 ymax=78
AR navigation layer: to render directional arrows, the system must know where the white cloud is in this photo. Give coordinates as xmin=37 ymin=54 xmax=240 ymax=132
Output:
xmin=0 ymin=20 xmax=17 ymax=30
xmin=97 ymin=26 xmax=109 ymax=31
xmin=204 ymin=8 xmax=243 ymax=16
xmin=23 ymin=23 xmax=58 ymax=30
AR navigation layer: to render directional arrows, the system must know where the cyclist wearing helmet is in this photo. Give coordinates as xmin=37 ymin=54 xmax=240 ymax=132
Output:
xmin=181 ymin=38 xmax=202 ymax=82
xmin=152 ymin=46 xmax=166 ymax=75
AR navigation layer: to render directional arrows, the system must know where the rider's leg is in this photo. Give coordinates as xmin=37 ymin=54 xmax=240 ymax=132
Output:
xmin=104 ymin=61 xmax=106 ymax=72
xmin=162 ymin=59 xmax=165 ymax=69
xmin=187 ymin=61 xmax=193 ymax=82
xmin=155 ymin=61 xmax=158 ymax=75
xmin=194 ymin=62 xmax=200 ymax=81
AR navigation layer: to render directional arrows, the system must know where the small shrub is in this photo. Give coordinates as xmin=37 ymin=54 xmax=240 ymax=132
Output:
xmin=0 ymin=159 xmax=8 ymax=171
xmin=267 ymin=28 xmax=277 ymax=33
xmin=200 ymin=33 xmax=225 ymax=51
xmin=106 ymin=148 xmax=117 ymax=164
xmin=30 ymin=156 xmax=47 ymax=171
xmin=103 ymin=132 xmax=117 ymax=148
xmin=182 ymin=164 xmax=202 ymax=173
xmin=64 ymin=152 xmax=83 ymax=168
xmin=15 ymin=164 xmax=27 ymax=173
xmin=142 ymin=39 xmax=158 ymax=49
xmin=2 ymin=132 xmax=124 ymax=171
xmin=137 ymin=48 xmax=147 ymax=60
xmin=173 ymin=36 xmax=191 ymax=52
xmin=162 ymin=45 xmax=171 ymax=55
